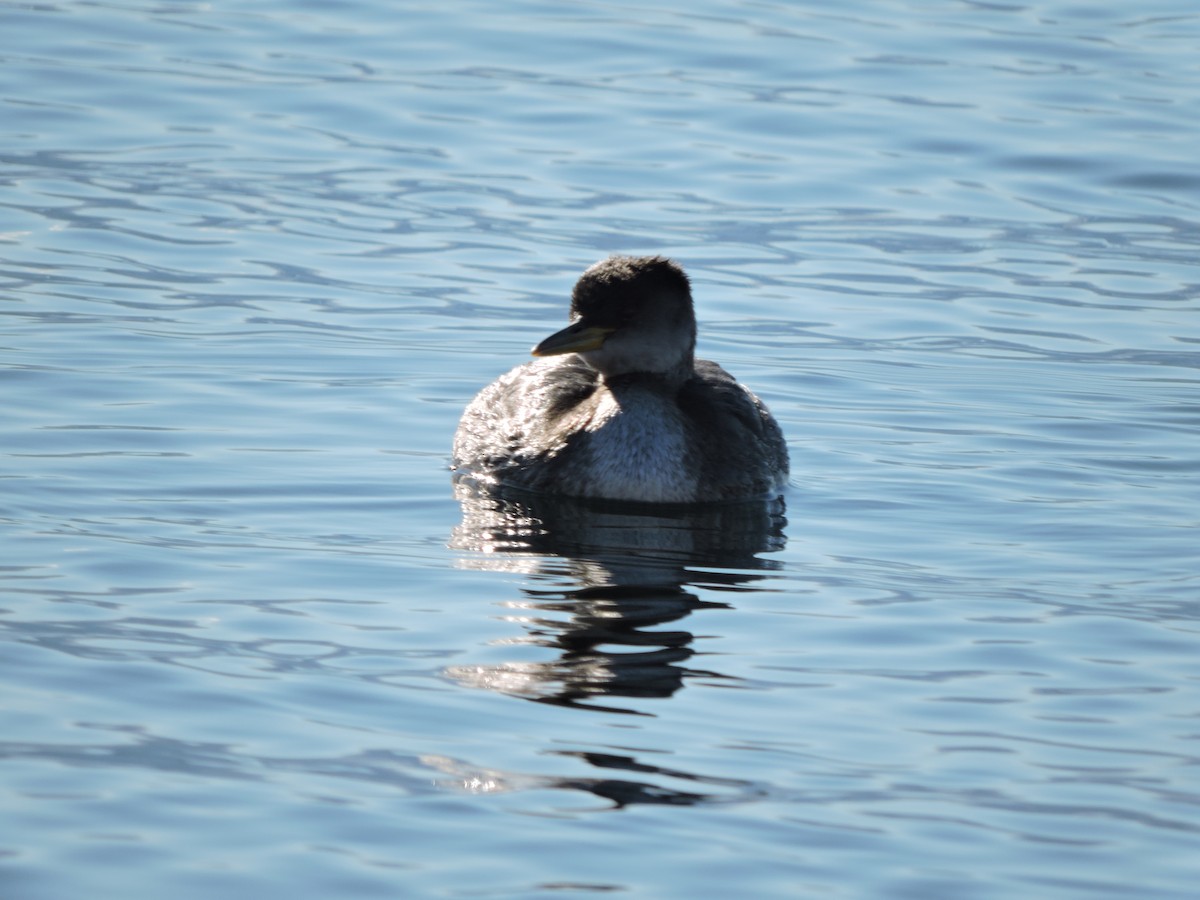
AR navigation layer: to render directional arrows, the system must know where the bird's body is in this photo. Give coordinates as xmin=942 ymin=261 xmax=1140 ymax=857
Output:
xmin=452 ymin=256 xmax=788 ymax=504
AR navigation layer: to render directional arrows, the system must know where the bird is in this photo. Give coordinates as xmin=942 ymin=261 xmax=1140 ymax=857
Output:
xmin=452 ymin=255 xmax=788 ymax=504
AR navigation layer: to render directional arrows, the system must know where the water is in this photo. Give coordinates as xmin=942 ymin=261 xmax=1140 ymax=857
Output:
xmin=2 ymin=1 xmax=1198 ymax=897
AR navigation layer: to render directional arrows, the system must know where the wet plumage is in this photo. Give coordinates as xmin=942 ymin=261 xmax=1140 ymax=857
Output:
xmin=452 ymin=256 xmax=788 ymax=503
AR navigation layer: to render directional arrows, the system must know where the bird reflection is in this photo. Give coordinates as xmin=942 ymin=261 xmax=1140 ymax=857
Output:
xmin=448 ymin=477 xmax=787 ymax=715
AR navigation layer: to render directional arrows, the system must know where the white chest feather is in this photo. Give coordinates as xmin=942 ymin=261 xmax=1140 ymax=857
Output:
xmin=579 ymin=390 xmax=697 ymax=502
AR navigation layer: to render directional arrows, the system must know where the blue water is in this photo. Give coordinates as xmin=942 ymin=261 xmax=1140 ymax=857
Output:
xmin=3 ymin=1 xmax=1199 ymax=897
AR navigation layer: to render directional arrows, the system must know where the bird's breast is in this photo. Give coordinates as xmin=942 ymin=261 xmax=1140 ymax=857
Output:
xmin=569 ymin=388 xmax=698 ymax=503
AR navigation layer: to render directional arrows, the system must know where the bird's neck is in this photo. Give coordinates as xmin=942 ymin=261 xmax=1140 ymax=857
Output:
xmin=597 ymin=356 xmax=694 ymax=392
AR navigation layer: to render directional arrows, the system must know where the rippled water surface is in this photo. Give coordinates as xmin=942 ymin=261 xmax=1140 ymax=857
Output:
xmin=3 ymin=1 xmax=1199 ymax=897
